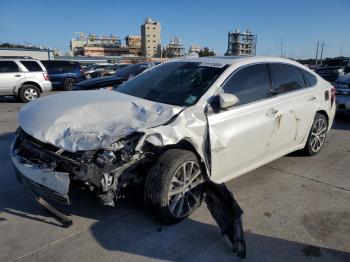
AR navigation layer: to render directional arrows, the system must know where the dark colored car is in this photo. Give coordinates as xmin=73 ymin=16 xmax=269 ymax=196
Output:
xmin=41 ymin=60 xmax=85 ymax=90
xmin=72 ymin=62 xmax=157 ymax=91
xmin=92 ymin=63 xmax=130 ymax=78
xmin=315 ymin=57 xmax=350 ymax=83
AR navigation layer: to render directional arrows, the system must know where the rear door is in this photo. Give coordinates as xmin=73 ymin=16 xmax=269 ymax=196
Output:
xmin=266 ymin=63 xmax=317 ymax=153
xmin=0 ymin=61 xmax=24 ymax=95
xmin=208 ymin=63 xmax=276 ymax=183
xmin=42 ymin=61 xmax=63 ymax=85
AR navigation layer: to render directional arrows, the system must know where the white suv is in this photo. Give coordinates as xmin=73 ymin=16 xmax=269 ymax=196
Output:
xmin=12 ymin=56 xmax=335 ymax=225
xmin=0 ymin=57 xmax=52 ymax=102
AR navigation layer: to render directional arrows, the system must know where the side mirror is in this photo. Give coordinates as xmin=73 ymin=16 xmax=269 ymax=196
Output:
xmin=219 ymin=93 xmax=239 ymax=109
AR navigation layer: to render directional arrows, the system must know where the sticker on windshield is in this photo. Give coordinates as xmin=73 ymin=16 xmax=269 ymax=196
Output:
xmin=185 ymin=95 xmax=197 ymax=105
xmin=198 ymin=62 xmax=226 ymax=68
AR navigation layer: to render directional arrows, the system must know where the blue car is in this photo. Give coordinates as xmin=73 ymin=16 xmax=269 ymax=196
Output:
xmin=41 ymin=60 xmax=85 ymax=90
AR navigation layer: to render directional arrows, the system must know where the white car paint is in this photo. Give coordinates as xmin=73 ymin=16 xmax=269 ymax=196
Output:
xmin=15 ymin=56 xmax=335 ymax=186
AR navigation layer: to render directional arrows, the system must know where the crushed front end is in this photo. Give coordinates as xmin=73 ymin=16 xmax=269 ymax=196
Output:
xmin=11 ymin=128 xmax=147 ymax=226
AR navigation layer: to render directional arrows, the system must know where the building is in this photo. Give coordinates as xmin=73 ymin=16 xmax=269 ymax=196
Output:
xmin=141 ymin=18 xmax=161 ymax=58
xmin=225 ymin=28 xmax=257 ymax=56
xmin=70 ymin=32 xmax=127 ymax=56
xmin=126 ymin=35 xmax=142 ymax=56
xmin=163 ymin=37 xmax=185 ymax=58
xmin=0 ymin=47 xmax=54 ymax=60
xmin=189 ymin=45 xmax=201 ymax=53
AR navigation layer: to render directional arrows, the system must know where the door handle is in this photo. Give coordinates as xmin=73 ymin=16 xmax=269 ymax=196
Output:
xmin=266 ymin=108 xmax=278 ymax=118
xmin=307 ymin=96 xmax=317 ymax=101
xmin=14 ymin=74 xmax=22 ymax=77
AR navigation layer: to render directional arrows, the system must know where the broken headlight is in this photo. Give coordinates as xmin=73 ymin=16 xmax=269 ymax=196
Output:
xmin=95 ymin=133 xmax=142 ymax=167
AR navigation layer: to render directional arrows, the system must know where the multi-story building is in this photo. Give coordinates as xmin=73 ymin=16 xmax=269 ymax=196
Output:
xmin=163 ymin=37 xmax=185 ymax=58
xmin=126 ymin=35 xmax=142 ymax=56
xmin=225 ymin=28 xmax=257 ymax=56
xmin=189 ymin=45 xmax=201 ymax=53
xmin=141 ymin=18 xmax=161 ymax=58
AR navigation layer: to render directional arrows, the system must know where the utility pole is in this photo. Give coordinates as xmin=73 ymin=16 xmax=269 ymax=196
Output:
xmin=315 ymin=41 xmax=319 ymax=67
xmin=320 ymin=42 xmax=324 ymax=66
xmin=280 ymin=38 xmax=284 ymax=58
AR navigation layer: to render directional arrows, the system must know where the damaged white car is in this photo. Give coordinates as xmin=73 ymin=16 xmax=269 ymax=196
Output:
xmin=11 ymin=56 xmax=335 ymax=226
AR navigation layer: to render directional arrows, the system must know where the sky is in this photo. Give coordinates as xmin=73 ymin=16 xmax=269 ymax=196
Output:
xmin=0 ymin=0 xmax=349 ymax=59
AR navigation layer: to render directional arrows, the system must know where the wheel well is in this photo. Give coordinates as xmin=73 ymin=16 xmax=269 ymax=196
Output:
xmin=316 ymin=110 xmax=329 ymax=126
xmin=162 ymin=139 xmax=210 ymax=180
xmin=21 ymin=82 xmax=42 ymax=93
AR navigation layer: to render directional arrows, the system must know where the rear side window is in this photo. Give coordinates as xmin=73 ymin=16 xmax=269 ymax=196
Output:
xmin=270 ymin=63 xmax=305 ymax=94
xmin=301 ymin=69 xmax=317 ymax=87
xmin=0 ymin=61 xmax=20 ymax=73
xmin=20 ymin=61 xmax=43 ymax=72
xmin=222 ymin=63 xmax=271 ymax=105
xmin=42 ymin=61 xmax=77 ymax=72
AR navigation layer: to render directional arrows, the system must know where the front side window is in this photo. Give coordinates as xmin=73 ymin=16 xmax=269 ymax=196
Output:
xmin=270 ymin=63 xmax=305 ymax=94
xmin=0 ymin=61 xmax=20 ymax=73
xmin=222 ymin=63 xmax=271 ymax=105
xmin=117 ymin=62 xmax=227 ymax=106
xmin=20 ymin=61 xmax=42 ymax=72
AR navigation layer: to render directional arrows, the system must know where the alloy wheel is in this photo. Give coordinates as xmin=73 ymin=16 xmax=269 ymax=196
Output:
xmin=167 ymin=161 xmax=204 ymax=218
xmin=310 ymin=118 xmax=327 ymax=153
xmin=23 ymin=88 xmax=38 ymax=101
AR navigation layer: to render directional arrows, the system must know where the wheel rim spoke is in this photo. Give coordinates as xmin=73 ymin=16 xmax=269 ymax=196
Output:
xmin=168 ymin=160 xmax=203 ymax=218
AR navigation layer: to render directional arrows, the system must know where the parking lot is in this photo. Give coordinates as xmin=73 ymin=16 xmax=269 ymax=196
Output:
xmin=0 ymin=92 xmax=349 ymax=262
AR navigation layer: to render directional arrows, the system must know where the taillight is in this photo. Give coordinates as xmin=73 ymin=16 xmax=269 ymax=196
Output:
xmin=43 ymin=73 xmax=50 ymax=81
xmin=331 ymin=86 xmax=336 ymax=105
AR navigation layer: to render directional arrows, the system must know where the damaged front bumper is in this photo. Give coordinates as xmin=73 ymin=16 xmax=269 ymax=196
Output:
xmin=11 ymin=138 xmax=73 ymax=227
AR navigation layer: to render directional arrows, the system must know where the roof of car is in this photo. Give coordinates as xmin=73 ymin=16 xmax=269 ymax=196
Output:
xmin=174 ymin=56 xmax=301 ymax=66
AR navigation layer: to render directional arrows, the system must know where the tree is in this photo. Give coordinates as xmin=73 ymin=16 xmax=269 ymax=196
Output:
xmin=198 ymin=47 xmax=215 ymax=57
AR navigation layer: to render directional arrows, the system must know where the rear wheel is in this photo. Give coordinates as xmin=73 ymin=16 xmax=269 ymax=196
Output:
xmin=144 ymin=149 xmax=204 ymax=224
xmin=63 ymin=77 xmax=76 ymax=91
xmin=18 ymin=85 xmax=40 ymax=103
xmin=303 ymin=113 xmax=328 ymax=155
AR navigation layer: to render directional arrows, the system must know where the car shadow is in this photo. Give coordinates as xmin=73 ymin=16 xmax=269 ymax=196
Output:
xmin=1 ymin=132 xmax=349 ymax=261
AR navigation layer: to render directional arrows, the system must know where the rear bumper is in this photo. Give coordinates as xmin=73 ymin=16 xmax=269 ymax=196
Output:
xmin=42 ymin=81 xmax=52 ymax=92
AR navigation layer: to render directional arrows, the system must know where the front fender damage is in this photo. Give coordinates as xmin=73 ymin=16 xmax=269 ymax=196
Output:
xmin=14 ymin=107 xmax=247 ymax=257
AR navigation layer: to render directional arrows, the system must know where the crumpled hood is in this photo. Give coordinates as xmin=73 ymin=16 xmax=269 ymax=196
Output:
xmin=19 ymin=90 xmax=182 ymax=152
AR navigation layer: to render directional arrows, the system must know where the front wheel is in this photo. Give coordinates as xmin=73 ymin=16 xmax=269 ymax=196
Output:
xmin=303 ymin=113 xmax=328 ymax=156
xmin=144 ymin=149 xmax=205 ymax=224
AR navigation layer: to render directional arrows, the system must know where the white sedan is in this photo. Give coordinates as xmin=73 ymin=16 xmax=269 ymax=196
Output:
xmin=12 ymin=56 xmax=336 ymax=224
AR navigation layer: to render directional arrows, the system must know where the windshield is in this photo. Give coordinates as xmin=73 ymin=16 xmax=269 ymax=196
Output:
xmin=322 ymin=58 xmax=349 ymax=67
xmin=113 ymin=64 xmax=148 ymax=79
xmin=117 ymin=62 xmax=228 ymax=106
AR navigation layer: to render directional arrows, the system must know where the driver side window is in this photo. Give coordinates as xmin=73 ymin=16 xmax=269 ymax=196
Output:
xmin=222 ymin=63 xmax=271 ymax=106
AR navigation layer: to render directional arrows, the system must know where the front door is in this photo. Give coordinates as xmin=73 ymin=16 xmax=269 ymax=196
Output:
xmin=208 ymin=63 xmax=276 ymax=183
xmin=0 ymin=61 xmax=24 ymax=95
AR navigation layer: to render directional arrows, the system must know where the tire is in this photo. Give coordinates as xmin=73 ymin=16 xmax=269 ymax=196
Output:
xmin=144 ymin=149 xmax=204 ymax=224
xmin=85 ymin=73 xmax=91 ymax=79
xmin=303 ymin=113 xmax=328 ymax=156
xmin=18 ymin=84 xmax=40 ymax=103
xmin=63 ymin=77 xmax=76 ymax=91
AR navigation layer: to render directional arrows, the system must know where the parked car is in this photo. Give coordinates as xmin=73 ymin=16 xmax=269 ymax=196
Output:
xmin=41 ymin=60 xmax=85 ymax=90
xmin=334 ymin=73 xmax=350 ymax=112
xmin=83 ymin=63 xmax=112 ymax=79
xmin=97 ymin=63 xmax=130 ymax=77
xmin=315 ymin=57 xmax=350 ymax=83
xmin=72 ymin=62 xmax=156 ymax=91
xmin=0 ymin=57 xmax=51 ymax=102
xmin=12 ymin=56 xmax=335 ymax=226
